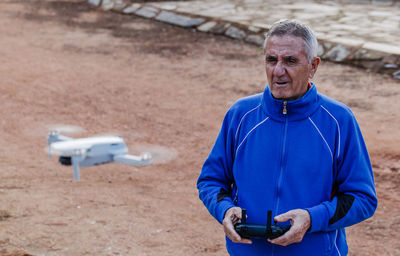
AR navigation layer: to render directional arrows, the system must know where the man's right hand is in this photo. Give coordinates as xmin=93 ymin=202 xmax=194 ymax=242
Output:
xmin=222 ymin=207 xmax=252 ymax=244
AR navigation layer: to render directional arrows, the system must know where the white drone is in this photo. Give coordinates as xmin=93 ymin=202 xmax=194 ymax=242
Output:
xmin=47 ymin=130 xmax=151 ymax=180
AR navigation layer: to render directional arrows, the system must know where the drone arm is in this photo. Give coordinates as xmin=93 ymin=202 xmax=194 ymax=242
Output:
xmin=47 ymin=133 xmax=72 ymax=158
xmin=48 ymin=134 xmax=72 ymax=144
xmin=113 ymin=154 xmax=151 ymax=166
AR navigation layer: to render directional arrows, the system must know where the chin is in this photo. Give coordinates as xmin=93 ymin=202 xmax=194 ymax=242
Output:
xmin=271 ymin=89 xmax=291 ymax=100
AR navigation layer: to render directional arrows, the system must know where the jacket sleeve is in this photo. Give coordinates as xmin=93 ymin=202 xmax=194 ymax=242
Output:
xmin=306 ymin=110 xmax=378 ymax=232
xmin=197 ymin=110 xmax=237 ymax=224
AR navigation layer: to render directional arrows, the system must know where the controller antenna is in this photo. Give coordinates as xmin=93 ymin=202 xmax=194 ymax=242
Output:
xmin=267 ymin=210 xmax=272 ymax=234
xmin=241 ymin=209 xmax=247 ymax=224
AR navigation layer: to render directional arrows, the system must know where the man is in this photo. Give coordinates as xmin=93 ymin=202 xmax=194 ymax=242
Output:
xmin=197 ymin=20 xmax=377 ymax=255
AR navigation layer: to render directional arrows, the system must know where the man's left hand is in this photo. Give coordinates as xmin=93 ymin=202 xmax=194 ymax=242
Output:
xmin=268 ymin=209 xmax=311 ymax=246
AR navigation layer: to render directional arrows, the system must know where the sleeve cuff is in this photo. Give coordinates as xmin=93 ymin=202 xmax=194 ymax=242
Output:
xmin=305 ymin=203 xmax=329 ymax=233
xmin=215 ymin=200 xmax=235 ymax=224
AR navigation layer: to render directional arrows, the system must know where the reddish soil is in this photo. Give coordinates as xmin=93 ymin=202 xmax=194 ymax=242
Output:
xmin=0 ymin=0 xmax=398 ymax=255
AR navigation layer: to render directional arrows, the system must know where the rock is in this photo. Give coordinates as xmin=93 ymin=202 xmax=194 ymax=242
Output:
xmin=197 ymin=21 xmax=217 ymax=32
xmin=384 ymin=63 xmax=398 ymax=69
xmin=324 ymin=44 xmax=351 ymax=62
xmin=158 ymin=4 xmax=177 ymax=11
xmin=364 ymin=42 xmax=400 ymax=55
xmin=245 ymin=35 xmax=264 ymax=47
xmin=123 ymin=4 xmax=141 ymax=15
xmin=251 ymin=22 xmax=271 ymax=30
xmin=382 ymin=55 xmax=400 ymax=66
xmin=393 ymin=70 xmax=400 ymax=80
xmin=355 ymin=59 xmax=383 ymax=71
xmin=329 ymin=37 xmax=364 ymax=48
xmin=346 ymin=0 xmax=370 ymax=4
xmin=101 ymin=0 xmax=114 ymax=11
xmin=111 ymin=0 xmax=127 ymax=12
xmin=248 ymin=26 xmax=261 ymax=33
xmin=88 ymin=0 xmax=101 ymax=6
xmin=372 ymin=0 xmax=393 ymax=6
xmin=323 ymin=42 xmax=333 ymax=51
xmin=209 ymin=23 xmax=230 ymax=34
xmin=135 ymin=7 xmax=159 ymax=19
xmin=354 ymin=48 xmax=386 ymax=60
xmin=317 ymin=43 xmax=324 ymax=57
xmin=225 ymin=26 xmax=246 ymax=40
xmin=155 ymin=11 xmax=205 ymax=28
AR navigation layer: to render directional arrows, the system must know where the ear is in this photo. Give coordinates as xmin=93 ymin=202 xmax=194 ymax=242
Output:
xmin=308 ymin=57 xmax=320 ymax=79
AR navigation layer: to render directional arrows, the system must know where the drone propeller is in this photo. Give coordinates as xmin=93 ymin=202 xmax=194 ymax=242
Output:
xmin=46 ymin=124 xmax=85 ymax=158
xmin=128 ymin=144 xmax=178 ymax=165
xmin=46 ymin=124 xmax=85 ymax=135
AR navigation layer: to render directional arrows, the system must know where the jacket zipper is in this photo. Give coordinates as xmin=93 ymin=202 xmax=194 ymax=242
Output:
xmin=274 ymin=117 xmax=288 ymax=212
xmin=282 ymin=100 xmax=288 ymax=115
xmin=272 ymin=100 xmax=288 ymax=255
xmin=273 ymin=102 xmax=289 ymax=256
xmin=274 ymin=101 xmax=289 ymax=242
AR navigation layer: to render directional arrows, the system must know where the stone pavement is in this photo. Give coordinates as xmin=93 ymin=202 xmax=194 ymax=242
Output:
xmin=88 ymin=0 xmax=400 ymax=79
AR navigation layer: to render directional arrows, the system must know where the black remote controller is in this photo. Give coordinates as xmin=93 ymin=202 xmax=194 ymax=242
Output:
xmin=234 ymin=209 xmax=291 ymax=239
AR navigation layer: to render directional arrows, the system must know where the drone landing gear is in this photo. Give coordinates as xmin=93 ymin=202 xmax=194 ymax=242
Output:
xmin=58 ymin=156 xmax=81 ymax=180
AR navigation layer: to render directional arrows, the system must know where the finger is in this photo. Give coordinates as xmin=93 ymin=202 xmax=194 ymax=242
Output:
xmin=269 ymin=223 xmax=306 ymax=246
xmin=274 ymin=211 xmax=293 ymax=223
xmin=267 ymin=226 xmax=295 ymax=246
xmin=224 ymin=219 xmax=240 ymax=240
xmin=269 ymin=210 xmax=310 ymax=246
xmin=224 ymin=221 xmax=252 ymax=244
xmin=223 ymin=208 xmax=243 ymax=242
xmin=239 ymin=238 xmax=253 ymax=244
xmin=223 ymin=208 xmax=252 ymax=244
xmin=268 ymin=232 xmax=292 ymax=246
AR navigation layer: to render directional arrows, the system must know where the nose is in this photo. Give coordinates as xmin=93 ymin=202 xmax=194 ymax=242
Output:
xmin=273 ymin=61 xmax=286 ymax=77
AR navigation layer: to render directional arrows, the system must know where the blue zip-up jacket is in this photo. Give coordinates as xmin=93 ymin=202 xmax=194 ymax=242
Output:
xmin=197 ymin=83 xmax=377 ymax=255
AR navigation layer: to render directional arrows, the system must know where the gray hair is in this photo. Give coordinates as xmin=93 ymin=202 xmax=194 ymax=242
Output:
xmin=263 ymin=20 xmax=318 ymax=63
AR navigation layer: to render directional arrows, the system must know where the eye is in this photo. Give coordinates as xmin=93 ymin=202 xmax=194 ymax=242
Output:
xmin=265 ymin=56 xmax=277 ymax=64
xmin=286 ymin=56 xmax=298 ymax=65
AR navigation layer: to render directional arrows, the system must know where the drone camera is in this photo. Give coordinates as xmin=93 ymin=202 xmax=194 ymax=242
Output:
xmin=59 ymin=156 xmax=72 ymax=166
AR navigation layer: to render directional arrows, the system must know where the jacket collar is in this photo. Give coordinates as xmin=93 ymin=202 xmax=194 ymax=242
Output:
xmin=261 ymin=82 xmax=320 ymax=122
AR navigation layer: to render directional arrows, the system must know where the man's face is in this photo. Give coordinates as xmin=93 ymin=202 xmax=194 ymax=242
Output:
xmin=264 ymin=35 xmax=320 ymax=101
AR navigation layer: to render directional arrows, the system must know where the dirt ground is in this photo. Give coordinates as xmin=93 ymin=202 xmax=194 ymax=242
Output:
xmin=0 ymin=0 xmax=399 ymax=255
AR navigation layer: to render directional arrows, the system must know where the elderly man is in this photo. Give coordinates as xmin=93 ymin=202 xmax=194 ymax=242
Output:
xmin=197 ymin=20 xmax=377 ymax=255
